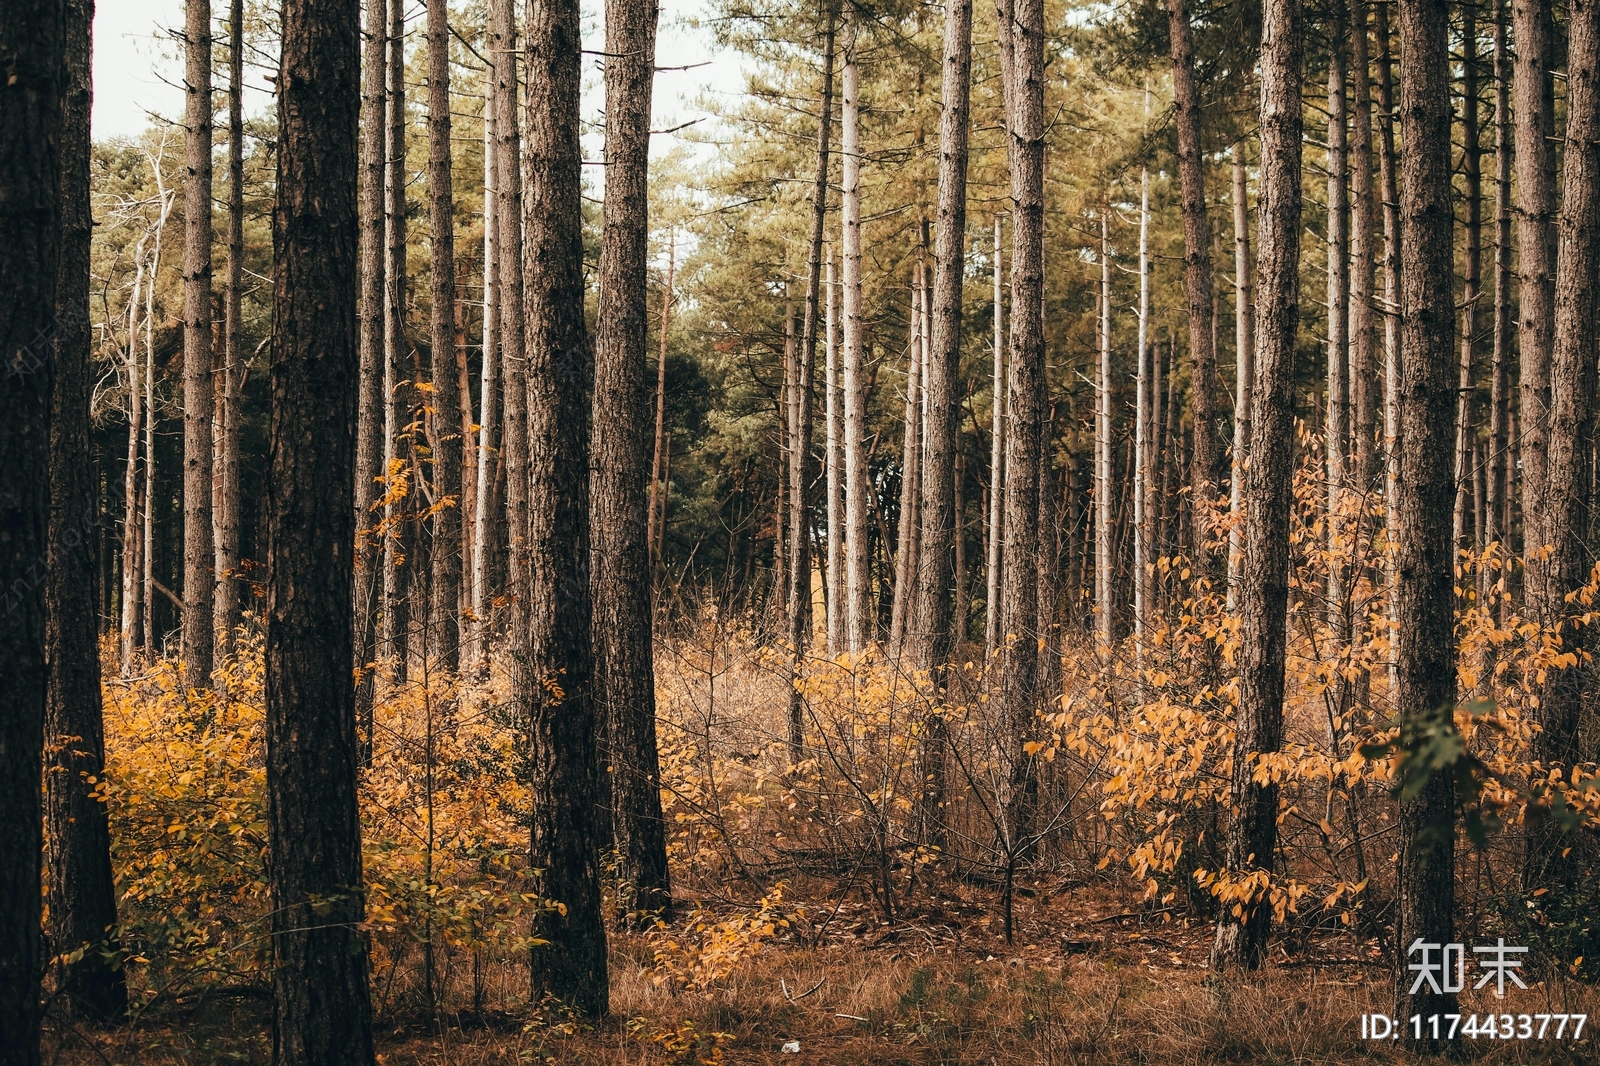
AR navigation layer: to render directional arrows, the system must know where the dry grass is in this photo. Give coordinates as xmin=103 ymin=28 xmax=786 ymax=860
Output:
xmin=45 ymin=878 xmax=1599 ymax=1065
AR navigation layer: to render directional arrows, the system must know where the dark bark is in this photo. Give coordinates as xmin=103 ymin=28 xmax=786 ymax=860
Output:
xmin=1165 ymin=0 xmax=1221 ymax=573
xmin=1392 ymin=0 xmax=1458 ymax=1037
xmin=1454 ymin=16 xmax=1481 ymax=552
xmin=1514 ymin=0 xmax=1554 ymax=576
xmin=1348 ymin=0 xmax=1377 ymax=492
xmin=381 ymin=0 xmax=409 ymax=679
xmin=0 ymin=1 xmax=63 ymax=1058
xmin=354 ymin=0 xmax=386 ymax=757
xmin=1486 ymin=0 xmax=1510 ymax=560
xmin=182 ymin=0 xmax=215 ymax=689
xmin=47 ymin=0 xmax=126 ymax=1024
xmin=266 ymin=0 xmax=376 ymax=1062
xmin=593 ymin=0 xmax=671 ymax=927
xmin=995 ymin=0 xmax=1044 ymax=851
xmin=1210 ymin=0 xmax=1302 ymax=973
xmin=216 ymin=0 xmax=244 ymax=658
xmin=1526 ymin=0 xmax=1600 ymax=879
xmin=426 ymin=0 xmax=461 ymax=670
xmin=910 ymin=0 xmax=971 ymax=843
xmin=787 ymin=3 xmax=837 ymax=759
xmin=522 ymin=0 xmax=609 ymax=1014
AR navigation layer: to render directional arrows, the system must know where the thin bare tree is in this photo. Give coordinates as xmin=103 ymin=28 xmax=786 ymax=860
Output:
xmin=182 ymin=0 xmax=215 ymax=689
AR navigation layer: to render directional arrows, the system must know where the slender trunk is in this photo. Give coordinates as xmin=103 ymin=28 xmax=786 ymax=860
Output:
xmin=825 ymin=245 xmax=843 ymax=654
xmin=1514 ymin=0 xmax=1555 ymax=581
xmin=1375 ymin=0 xmax=1402 ymax=696
xmin=648 ymin=230 xmax=674 ymax=590
xmin=996 ymin=0 xmax=1045 ymax=847
xmin=426 ymin=0 xmax=462 ymax=671
xmin=986 ymin=215 xmax=1006 ymax=656
xmin=1392 ymin=0 xmax=1458 ymax=1035
xmin=0 ymin=4 xmax=64 ymax=1056
xmin=593 ymin=0 xmax=671 ymax=928
xmin=522 ymin=0 xmax=610 ymax=1013
xmin=266 ymin=0 xmax=376 ymax=1059
xmin=1453 ymin=16 xmax=1481 ymax=556
xmin=355 ymin=0 xmax=386 ymax=742
xmin=1525 ymin=0 xmax=1600 ymax=883
xmin=182 ymin=0 xmax=216 ymax=690
xmin=382 ymin=0 xmax=410 ymax=680
xmin=470 ymin=85 xmax=498 ymax=662
xmin=1486 ymin=0 xmax=1510 ymax=562
xmin=890 ymin=268 xmax=923 ymax=652
xmin=143 ymin=191 xmax=165 ymax=654
xmin=1326 ymin=5 xmax=1349 ymax=641
xmin=1228 ymin=147 xmax=1254 ymax=612
xmin=457 ymin=297 xmax=474 ymax=624
xmin=47 ymin=0 xmax=127 ymax=1020
xmin=788 ymin=3 xmax=837 ymax=756
xmin=1166 ymin=0 xmax=1220 ymax=574
xmin=841 ymin=7 xmax=871 ymax=651
xmin=1211 ymin=0 xmax=1302 ymax=971
xmin=1097 ymin=212 xmax=1113 ymax=648
xmin=1348 ymin=0 xmax=1377 ymax=494
xmin=216 ymin=0 xmax=245 ymax=659
xmin=1135 ymin=97 xmax=1151 ymax=659
xmin=121 ymin=244 xmax=148 ymax=672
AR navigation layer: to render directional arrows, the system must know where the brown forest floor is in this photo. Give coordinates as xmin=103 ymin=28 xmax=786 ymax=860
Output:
xmin=45 ymin=880 xmax=1600 ymax=1065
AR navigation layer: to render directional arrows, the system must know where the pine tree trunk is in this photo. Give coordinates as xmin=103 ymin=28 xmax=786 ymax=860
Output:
xmin=1326 ymin=6 xmax=1348 ymax=640
xmin=1453 ymin=17 xmax=1481 ymax=555
xmin=1166 ymin=0 xmax=1221 ymax=574
xmin=1227 ymin=148 xmax=1253 ymax=612
xmin=1097 ymin=212 xmax=1113 ymax=648
xmin=121 ymin=225 xmax=148 ymax=671
xmin=0 ymin=5 xmax=63 ymax=1055
xmin=1374 ymin=0 xmax=1402 ymax=695
xmin=593 ymin=0 xmax=671 ymax=927
xmin=470 ymin=86 xmax=498 ymax=663
xmin=522 ymin=0 xmax=610 ymax=1013
xmin=841 ymin=6 xmax=871 ymax=651
xmin=426 ymin=0 xmax=461 ymax=671
xmin=1392 ymin=0 xmax=1458 ymax=1035
xmin=787 ymin=3 xmax=838 ymax=753
xmin=1525 ymin=0 xmax=1600 ymax=884
xmin=986 ymin=216 xmax=1006 ymax=656
xmin=354 ymin=0 xmax=386 ymax=747
xmin=381 ymin=0 xmax=410 ymax=680
xmin=46 ymin=0 xmax=126 ymax=1022
xmin=1486 ymin=0 xmax=1510 ymax=565
xmin=1134 ymin=112 xmax=1151 ymax=659
xmin=216 ymin=0 xmax=245 ymax=660
xmin=890 ymin=270 xmax=923 ymax=652
xmin=1348 ymin=0 xmax=1377 ymax=494
xmin=825 ymin=245 xmax=844 ymax=654
xmin=996 ymin=0 xmax=1045 ymax=862
xmin=1514 ymin=0 xmax=1554 ymax=581
xmin=182 ymin=0 xmax=216 ymax=690
xmin=1211 ymin=0 xmax=1302 ymax=972
xmin=648 ymin=231 xmax=674 ymax=589
xmin=265 ymin=1 xmax=377 ymax=1060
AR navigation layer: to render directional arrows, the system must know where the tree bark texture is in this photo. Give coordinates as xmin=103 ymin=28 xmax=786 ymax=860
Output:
xmin=46 ymin=0 xmax=126 ymax=1023
xmin=1392 ymin=0 xmax=1459 ymax=1034
xmin=182 ymin=0 xmax=215 ymax=690
xmin=1097 ymin=212 xmax=1113 ymax=645
xmin=266 ymin=1 xmax=376 ymax=1061
xmin=1211 ymin=0 xmax=1302 ymax=972
xmin=215 ymin=0 xmax=245 ymax=659
xmin=1453 ymin=17 xmax=1481 ymax=554
xmin=1487 ymin=0 xmax=1510 ymax=561
xmin=522 ymin=0 xmax=610 ymax=1014
xmin=593 ymin=0 xmax=672 ymax=925
xmin=381 ymin=0 xmax=410 ymax=678
xmin=825 ymin=245 xmax=843 ymax=653
xmin=1348 ymin=0 xmax=1377 ymax=493
xmin=841 ymin=5 xmax=870 ymax=651
xmin=1326 ymin=2 xmax=1349 ymax=634
xmin=426 ymin=0 xmax=462 ymax=670
xmin=987 ymin=215 xmax=1006 ymax=656
xmin=1226 ymin=146 xmax=1253 ymax=611
xmin=1513 ymin=0 xmax=1554 ymax=575
xmin=0 ymin=0 xmax=63 ymax=1057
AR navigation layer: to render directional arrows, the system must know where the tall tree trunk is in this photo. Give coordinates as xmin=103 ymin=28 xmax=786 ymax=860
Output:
xmin=1348 ymin=0 xmax=1377 ymax=494
xmin=0 ymin=3 xmax=63 ymax=1055
xmin=1227 ymin=147 xmax=1253 ymax=612
xmin=1211 ymin=0 xmax=1302 ymax=971
xmin=986 ymin=215 xmax=1006 ymax=656
xmin=909 ymin=0 xmax=971 ymax=842
xmin=1525 ymin=0 xmax=1600 ymax=885
xmin=1392 ymin=0 xmax=1458 ymax=1036
xmin=216 ymin=0 xmax=245 ymax=659
xmin=1375 ymin=0 xmax=1402 ymax=696
xmin=47 ymin=0 xmax=126 ymax=1022
xmin=182 ymin=0 xmax=215 ymax=690
xmin=426 ymin=0 xmax=461 ymax=671
xmin=825 ymin=244 xmax=844 ymax=654
xmin=1134 ymin=99 xmax=1152 ymax=659
xmin=593 ymin=0 xmax=671 ymax=925
xmin=788 ymin=3 xmax=838 ymax=753
xmin=522 ymin=0 xmax=610 ymax=1014
xmin=1486 ymin=0 xmax=1510 ymax=569
xmin=890 ymin=269 xmax=923 ymax=652
xmin=1453 ymin=16 xmax=1481 ymax=555
xmin=470 ymin=85 xmax=498 ymax=664
xmin=996 ymin=0 xmax=1045 ymax=864
xmin=266 ymin=1 xmax=377 ymax=1060
xmin=354 ymin=0 xmax=386 ymax=750
xmin=1097 ymin=212 xmax=1114 ymax=648
xmin=1514 ymin=0 xmax=1555 ymax=585
xmin=1166 ymin=0 xmax=1221 ymax=574
xmin=121 ymin=229 xmax=149 ymax=671
xmin=1326 ymin=4 xmax=1349 ymax=637
xmin=841 ymin=5 xmax=871 ymax=651
xmin=648 ymin=230 xmax=674 ymax=588
xmin=381 ymin=0 xmax=410 ymax=680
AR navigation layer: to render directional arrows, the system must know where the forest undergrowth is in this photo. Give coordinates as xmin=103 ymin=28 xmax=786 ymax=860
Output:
xmin=41 ymin=444 xmax=1600 ymax=1065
